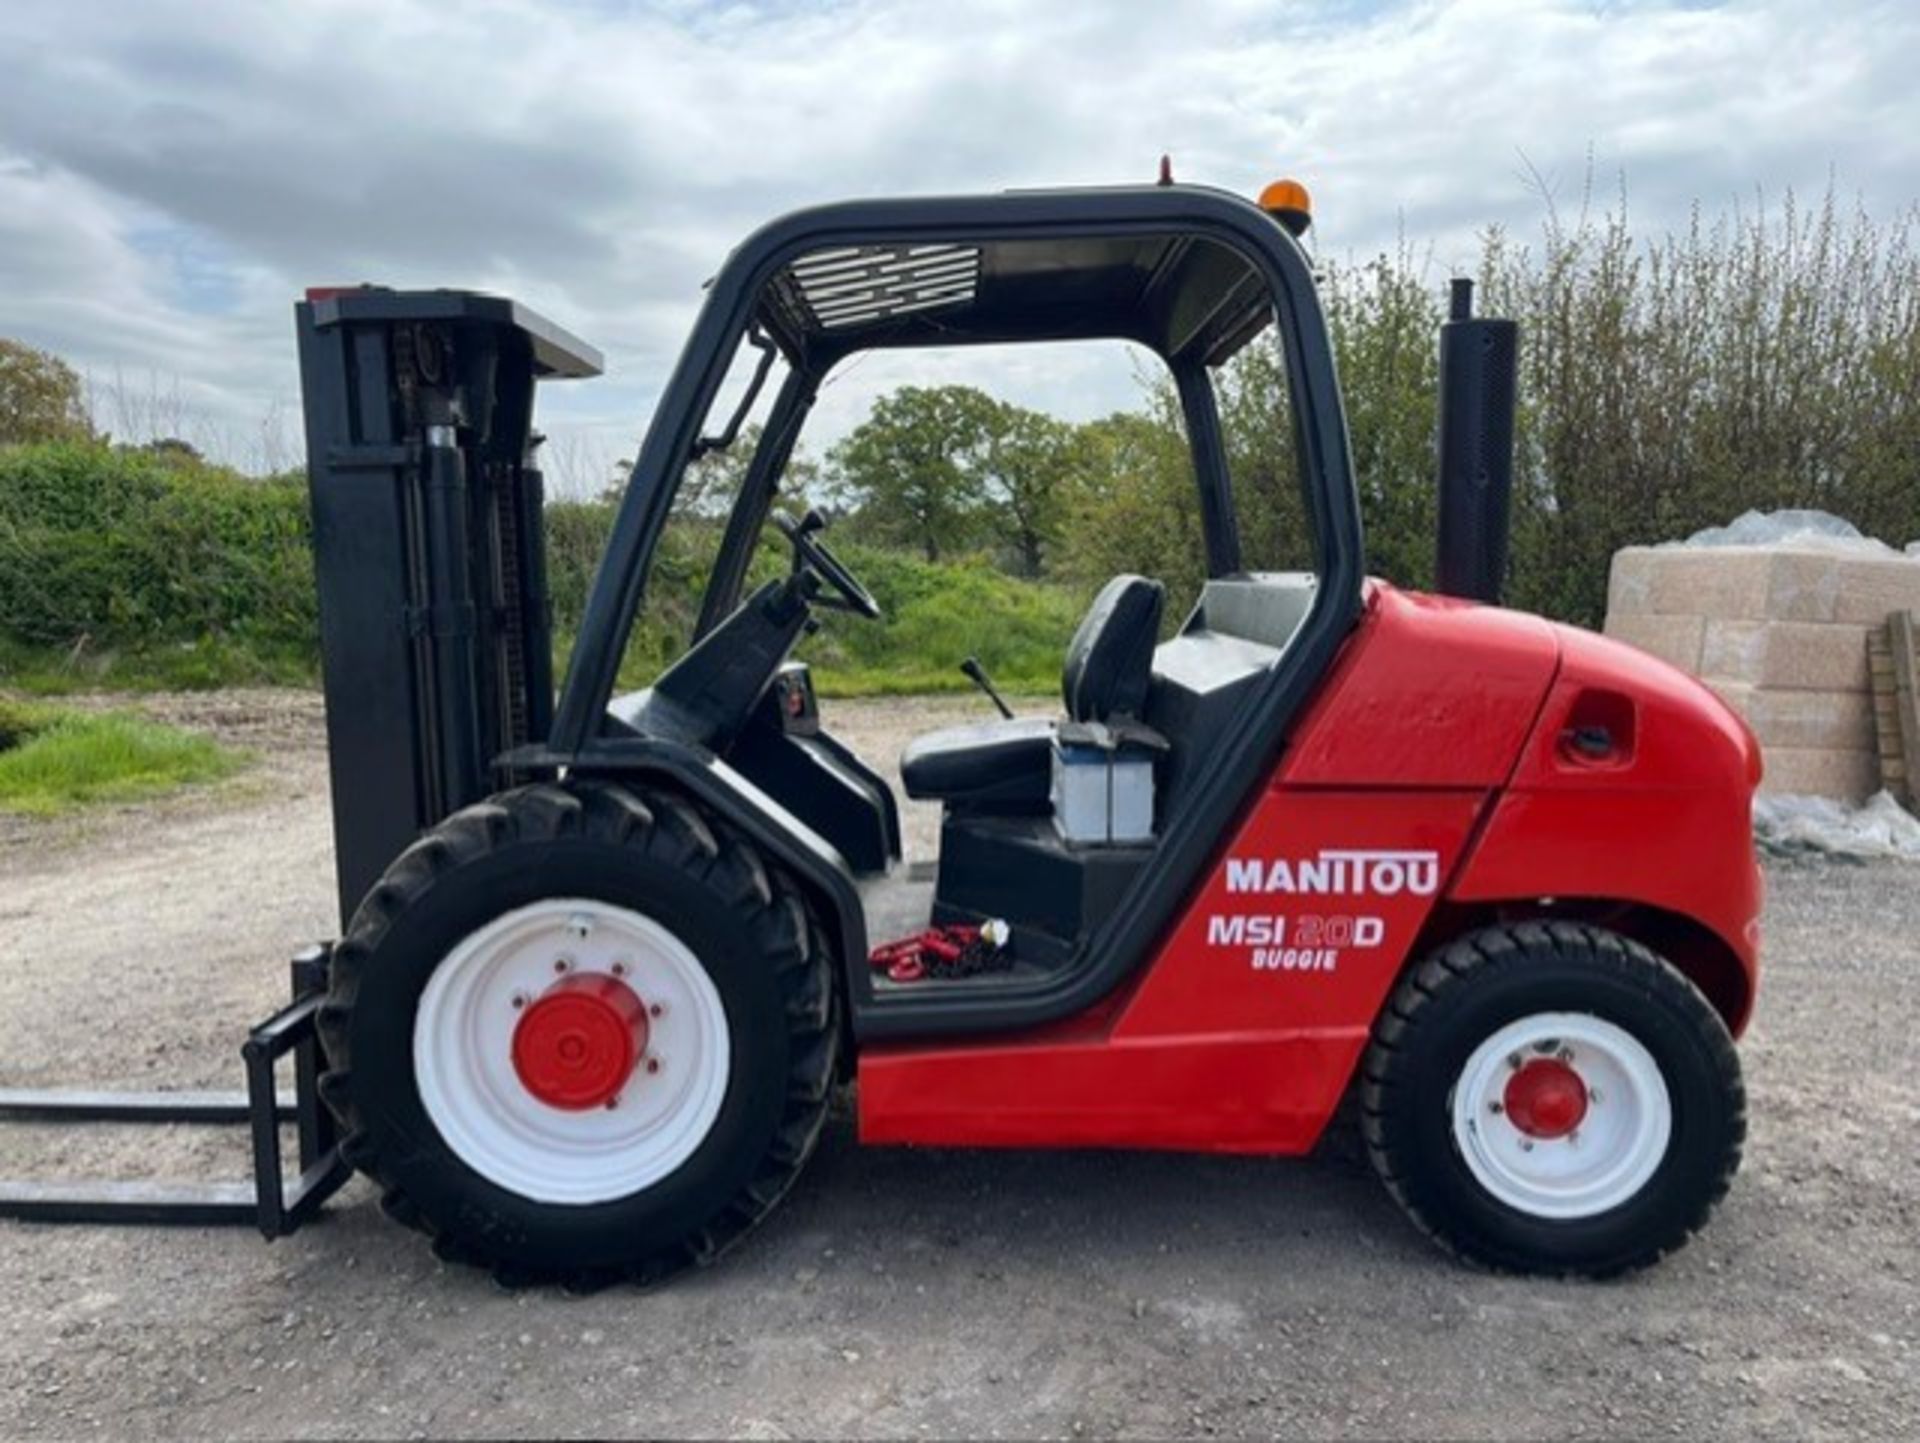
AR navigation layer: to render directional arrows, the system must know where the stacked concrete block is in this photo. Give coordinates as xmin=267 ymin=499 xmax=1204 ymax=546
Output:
xmin=1605 ymin=545 xmax=1920 ymax=801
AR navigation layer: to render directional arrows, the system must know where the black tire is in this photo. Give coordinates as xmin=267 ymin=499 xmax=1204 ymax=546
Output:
xmin=315 ymin=779 xmax=838 ymax=1290
xmin=1360 ymin=921 xmax=1744 ymax=1277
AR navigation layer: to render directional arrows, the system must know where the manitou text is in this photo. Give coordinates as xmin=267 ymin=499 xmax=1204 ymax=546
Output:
xmin=1223 ymin=849 xmax=1440 ymax=898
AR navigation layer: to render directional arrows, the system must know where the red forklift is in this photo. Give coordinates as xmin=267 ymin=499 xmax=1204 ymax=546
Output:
xmin=0 ymin=178 xmax=1757 ymax=1286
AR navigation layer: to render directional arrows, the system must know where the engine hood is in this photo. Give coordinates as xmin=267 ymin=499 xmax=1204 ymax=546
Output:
xmin=1279 ymin=584 xmax=1763 ymax=796
xmin=1278 ymin=583 xmax=1561 ymax=788
xmin=1504 ymin=621 xmax=1764 ymax=795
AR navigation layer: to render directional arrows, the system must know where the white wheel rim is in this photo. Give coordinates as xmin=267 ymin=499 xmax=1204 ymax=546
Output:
xmin=413 ymin=898 xmax=731 ymax=1205
xmin=1449 ymin=1012 xmax=1671 ymax=1220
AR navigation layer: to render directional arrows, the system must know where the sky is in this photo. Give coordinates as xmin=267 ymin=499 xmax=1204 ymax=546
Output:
xmin=1 ymin=0 xmax=1915 ymax=491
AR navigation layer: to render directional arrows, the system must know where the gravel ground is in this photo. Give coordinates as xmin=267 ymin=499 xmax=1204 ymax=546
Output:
xmin=1 ymin=688 xmax=1916 ymax=1440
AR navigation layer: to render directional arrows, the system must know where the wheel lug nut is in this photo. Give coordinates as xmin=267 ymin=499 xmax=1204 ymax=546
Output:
xmin=605 ymin=1095 xmax=620 ymax=1110
xmin=1519 ymin=1140 xmax=1535 ymax=1152
xmin=553 ymin=958 xmax=570 ymax=974
xmin=510 ymin=993 xmax=528 ymax=1010
xmin=1488 ymin=1101 xmax=1504 ymax=1115
xmin=646 ymin=1058 xmax=661 ymax=1074
xmin=1507 ymin=1053 xmax=1522 ymax=1071
xmin=649 ymin=1002 xmax=664 ymax=1018
xmin=1588 ymin=1088 xmax=1603 ymax=1105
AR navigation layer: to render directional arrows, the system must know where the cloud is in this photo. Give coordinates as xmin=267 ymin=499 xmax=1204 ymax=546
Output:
xmin=0 ymin=0 xmax=1914 ymax=484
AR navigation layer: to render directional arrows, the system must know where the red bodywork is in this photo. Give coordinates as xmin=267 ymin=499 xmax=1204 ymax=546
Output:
xmin=859 ymin=583 xmax=1763 ymax=1154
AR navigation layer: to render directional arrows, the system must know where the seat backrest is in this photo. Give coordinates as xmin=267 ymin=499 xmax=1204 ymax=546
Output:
xmin=1062 ymin=574 xmax=1165 ymax=722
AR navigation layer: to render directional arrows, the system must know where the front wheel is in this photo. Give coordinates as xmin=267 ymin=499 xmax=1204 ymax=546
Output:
xmin=1361 ymin=922 xmax=1745 ymax=1276
xmin=316 ymin=780 xmax=838 ymax=1289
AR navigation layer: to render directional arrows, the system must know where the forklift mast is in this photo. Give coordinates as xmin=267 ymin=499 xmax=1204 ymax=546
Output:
xmin=294 ymin=290 xmax=601 ymax=928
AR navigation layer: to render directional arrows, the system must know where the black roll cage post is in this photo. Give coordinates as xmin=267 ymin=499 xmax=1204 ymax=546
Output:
xmin=690 ymin=324 xmax=779 ymax=463
xmin=692 ymin=365 xmax=818 ymax=642
xmin=546 ymin=185 xmax=1366 ymax=1040
xmin=1172 ymin=354 xmax=1245 ymax=578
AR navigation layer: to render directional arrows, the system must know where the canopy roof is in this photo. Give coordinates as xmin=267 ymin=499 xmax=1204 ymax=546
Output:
xmin=758 ymin=231 xmax=1276 ymax=369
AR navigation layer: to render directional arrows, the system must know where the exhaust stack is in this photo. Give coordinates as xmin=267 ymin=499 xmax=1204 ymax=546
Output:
xmin=1434 ymin=278 xmax=1519 ymax=604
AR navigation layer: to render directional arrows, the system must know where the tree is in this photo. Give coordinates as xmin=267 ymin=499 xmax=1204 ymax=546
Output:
xmin=0 ymin=339 xmax=91 ymax=447
xmin=828 ymin=385 xmax=998 ymax=560
xmin=673 ymin=423 xmax=821 ymax=519
xmin=1055 ymin=408 xmax=1205 ymax=607
xmin=142 ymin=437 xmax=204 ymax=465
xmin=1321 ymin=254 xmax=1442 ymax=589
xmin=981 ymin=403 xmax=1080 ymax=576
xmin=1208 ymin=251 xmax=1441 ymax=585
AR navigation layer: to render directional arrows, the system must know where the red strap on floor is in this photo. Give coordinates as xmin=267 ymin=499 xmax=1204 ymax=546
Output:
xmin=869 ymin=925 xmax=983 ymax=983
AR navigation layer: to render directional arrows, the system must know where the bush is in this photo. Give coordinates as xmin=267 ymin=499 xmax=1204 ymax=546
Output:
xmin=549 ymin=497 xmax=1085 ymax=697
xmin=792 ymin=542 xmax=1085 ymax=695
xmin=0 ymin=441 xmax=315 ymax=682
xmin=1165 ymin=186 xmax=1920 ymax=630
xmin=1485 ymin=188 xmax=1920 ymax=625
xmin=0 ymin=450 xmax=1078 ymax=700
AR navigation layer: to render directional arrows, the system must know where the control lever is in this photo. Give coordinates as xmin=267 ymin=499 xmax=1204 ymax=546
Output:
xmin=960 ymin=656 xmax=1014 ymax=720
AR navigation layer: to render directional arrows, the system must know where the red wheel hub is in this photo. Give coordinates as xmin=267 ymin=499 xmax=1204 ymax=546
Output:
xmin=510 ymin=974 xmax=648 ymax=1111
xmin=1503 ymin=1057 xmax=1588 ymax=1139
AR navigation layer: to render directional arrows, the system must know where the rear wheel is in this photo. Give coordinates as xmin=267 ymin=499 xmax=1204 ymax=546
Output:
xmin=1361 ymin=922 xmax=1744 ymax=1276
xmin=316 ymin=780 xmax=837 ymax=1289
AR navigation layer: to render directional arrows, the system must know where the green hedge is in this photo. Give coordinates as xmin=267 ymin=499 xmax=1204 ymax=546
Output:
xmin=782 ymin=541 xmax=1084 ymax=695
xmin=0 ymin=442 xmax=315 ymax=687
xmin=0 ymin=445 xmax=1081 ymax=697
xmin=547 ymin=499 xmax=1084 ymax=697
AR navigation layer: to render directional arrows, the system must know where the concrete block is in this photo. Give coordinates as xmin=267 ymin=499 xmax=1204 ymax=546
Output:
xmin=1826 ymin=558 xmax=1920 ymax=626
xmin=1707 ymin=682 xmax=1875 ymax=751
xmin=1699 ymin=620 xmax=1872 ymax=692
xmin=1604 ymin=613 xmax=1707 ymax=672
xmin=1755 ymin=552 xmax=1920 ymax=624
xmin=1601 ymin=540 xmax=1920 ymax=801
xmin=1760 ymin=746 xmax=1881 ymax=802
xmin=1752 ymin=550 xmax=1920 ymax=625
xmin=1608 ymin=548 xmax=1774 ymax=620
xmin=1607 ymin=549 xmax=1657 ymax=618
xmin=1606 ymin=545 xmax=1920 ymax=627
xmin=1758 ymin=551 xmax=1842 ymax=622
xmin=1756 ymin=690 xmax=1876 ymax=751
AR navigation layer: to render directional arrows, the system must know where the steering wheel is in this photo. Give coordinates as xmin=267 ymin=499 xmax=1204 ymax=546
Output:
xmin=772 ymin=509 xmax=883 ymax=620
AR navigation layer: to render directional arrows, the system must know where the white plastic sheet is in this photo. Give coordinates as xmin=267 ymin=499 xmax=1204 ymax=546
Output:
xmin=1673 ymin=508 xmax=1908 ymax=556
xmin=1753 ymin=790 xmax=1920 ymax=861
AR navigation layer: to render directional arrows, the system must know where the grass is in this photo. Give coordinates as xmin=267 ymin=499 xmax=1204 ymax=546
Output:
xmin=0 ymin=699 xmax=241 ymax=816
xmin=0 ymin=636 xmax=316 ymax=696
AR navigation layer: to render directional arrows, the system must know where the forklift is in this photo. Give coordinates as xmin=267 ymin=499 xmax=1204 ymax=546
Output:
xmin=0 ymin=178 xmax=1756 ymax=1286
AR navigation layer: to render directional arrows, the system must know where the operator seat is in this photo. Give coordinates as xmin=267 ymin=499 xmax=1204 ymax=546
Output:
xmin=899 ymin=574 xmax=1165 ymax=809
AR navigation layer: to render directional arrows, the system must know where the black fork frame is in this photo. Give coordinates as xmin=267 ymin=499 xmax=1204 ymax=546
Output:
xmin=0 ymin=946 xmax=350 ymax=1238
